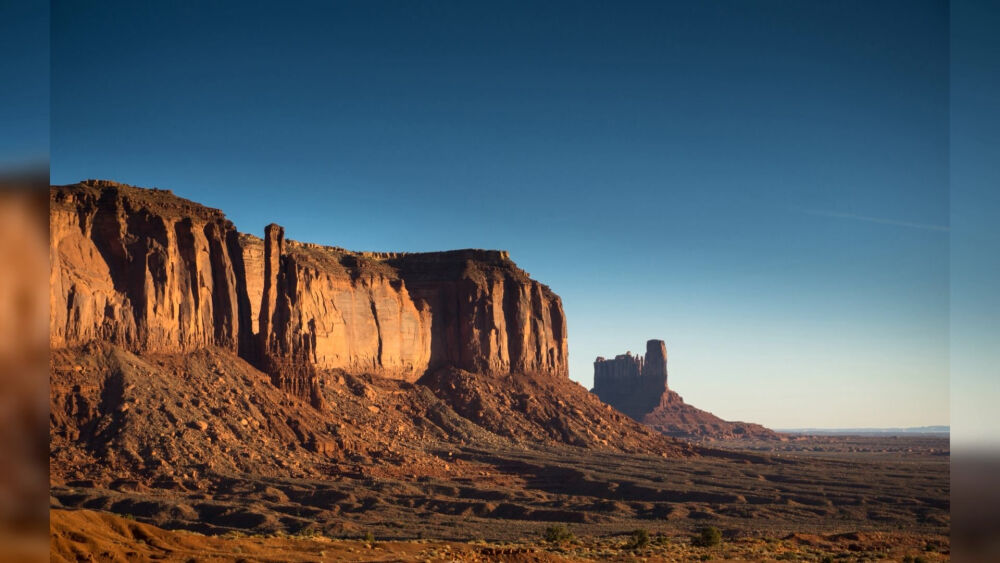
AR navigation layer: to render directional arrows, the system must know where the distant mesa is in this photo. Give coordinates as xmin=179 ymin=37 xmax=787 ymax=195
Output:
xmin=592 ymin=339 xmax=778 ymax=441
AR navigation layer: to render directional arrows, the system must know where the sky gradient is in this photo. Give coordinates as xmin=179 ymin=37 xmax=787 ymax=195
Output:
xmin=950 ymin=0 xmax=999 ymax=448
xmin=51 ymin=0 xmax=951 ymax=429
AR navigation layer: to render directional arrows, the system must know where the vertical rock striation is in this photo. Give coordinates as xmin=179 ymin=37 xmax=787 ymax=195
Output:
xmin=388 ymin=250 xmax=568 ymax=378
xmin=50 ymin=181 xmax=252 ymax=355
xmin=51 ymin=181 xmax=571 ymax=408
xmin=255 ymin=230 xmax=434 ymax=388
xmin=255 ymin=241 xmax=568 ymax=384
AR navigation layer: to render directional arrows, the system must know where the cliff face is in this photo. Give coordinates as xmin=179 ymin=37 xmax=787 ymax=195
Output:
xmin=252 ymin=226 xmax=568 ymax=392
xmin=50 ymin=181 xmax=253 ymax=355
xmin=256 ymin=225 xmax=433 ymax=386
xmin=388 ymin=250 xmax=568 ymax=378
xmin=51 ymin=181 xmax=568 ymax=401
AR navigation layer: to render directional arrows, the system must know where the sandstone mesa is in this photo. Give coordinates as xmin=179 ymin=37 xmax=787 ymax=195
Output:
xmin=52 ymin=180 xmax=567 ymax=399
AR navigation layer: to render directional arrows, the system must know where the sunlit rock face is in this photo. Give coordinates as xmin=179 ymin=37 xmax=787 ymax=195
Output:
xmin=50 ymin=181 xmax=252 ymax=356
xmin=52 ymin=181 xmax=570 ymax=407
xmin=388 ymin=250 xmax=568 ymax=379
xmin=256 ymin=231 xmax=569 ymax=386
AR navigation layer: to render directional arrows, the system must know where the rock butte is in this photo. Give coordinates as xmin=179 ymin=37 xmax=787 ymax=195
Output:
xmin=592 ymin=340 xmax=778 ymax=440
xmin=51 ymin=180 xmax=567 ymax=406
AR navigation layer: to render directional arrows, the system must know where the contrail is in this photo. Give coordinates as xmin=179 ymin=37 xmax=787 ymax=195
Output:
xmin=798 ymin=208 xmax=950 ymax=232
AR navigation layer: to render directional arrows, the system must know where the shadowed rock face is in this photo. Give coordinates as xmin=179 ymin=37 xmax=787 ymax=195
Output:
xmin=51 ymin=181 xmax=569 ymax=404
xmin=592 ymin=340 xmax=669 ymax=420
xmin=592 ymin=339 xmax=778 ymax=440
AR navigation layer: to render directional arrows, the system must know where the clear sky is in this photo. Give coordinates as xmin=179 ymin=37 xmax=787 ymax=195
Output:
xmin=51 ymin=0 xmax=952 ymax=429
xmin=951 ymin=0 xmax=1000 ymax=448
xmin=0 ymin=1 xmax=48 ymax=168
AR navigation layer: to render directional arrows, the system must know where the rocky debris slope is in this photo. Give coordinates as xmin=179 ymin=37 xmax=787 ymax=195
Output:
xmin=420 ymin=367 xmax=693 ymax=455
xmin=641 ymin=390 xmax=778 ymax=441
xmin=50 ymin=343 xmax=503 ymax=488
xmin=593 ymin=340 xmax=778 ymax=441
xmin=51 ymin=341 xmax=692 ymax=492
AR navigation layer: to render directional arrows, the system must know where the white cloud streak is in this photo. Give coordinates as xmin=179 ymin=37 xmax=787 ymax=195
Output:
xmin=798 ymin=208 xmax=950 ymax=232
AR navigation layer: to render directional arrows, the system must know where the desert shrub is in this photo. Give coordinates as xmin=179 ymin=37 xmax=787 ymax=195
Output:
xmin=691 ymin=526 xmax=722 ymax=547
xmin=902 ymin=557 xmax=928 ymax=563
xmin=821 ymin=556 xmax=834 ymax=563
xmin=625 ymin=528 xmax=650 ymax=549
xmin=543 ymin=524 xmax=575 ymax=544
xmin=295 ymin=527 xmax=321 ymax=538
xmin=362 ymin=531 xmax=375 ymax=543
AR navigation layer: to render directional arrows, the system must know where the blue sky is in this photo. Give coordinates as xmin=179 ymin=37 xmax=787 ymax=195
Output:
xmin=51 ymin=0 xmax=952 ymax=429
xmin=951 ymin=0 xmax=999 ymax=448
xmin=0 ymin=1 xmax=48 ymax=168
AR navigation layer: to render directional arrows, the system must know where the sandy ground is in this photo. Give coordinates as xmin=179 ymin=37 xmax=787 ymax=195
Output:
xmin=51 ymin=507 xmax=949 ymax=562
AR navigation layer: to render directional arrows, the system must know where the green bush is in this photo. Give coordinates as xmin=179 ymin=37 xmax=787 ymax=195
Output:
xmin=543 ymin=524 xmax=575 ymax=544
xmin=625 ymin=528 xmax=650 ymax=549
xmin=362 ymin=531 xmax=375 ymax=543
xmin=691 ymin=526 xmax=722 ymax=547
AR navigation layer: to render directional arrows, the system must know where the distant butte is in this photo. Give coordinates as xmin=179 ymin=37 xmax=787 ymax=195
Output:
xmin=592 ymin=339 xmax=779 ymax=441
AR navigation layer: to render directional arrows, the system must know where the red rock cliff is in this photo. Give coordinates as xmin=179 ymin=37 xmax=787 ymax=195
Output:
xmin=388 ymin=250 xmax=568 ymax=378
xmin=253 ymin=225 xmax=569 ymax=387
xmin=52 ymin=181 xmax=569 ymax=402
xmin=50 ymin=181 xmax=253 ymax=355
